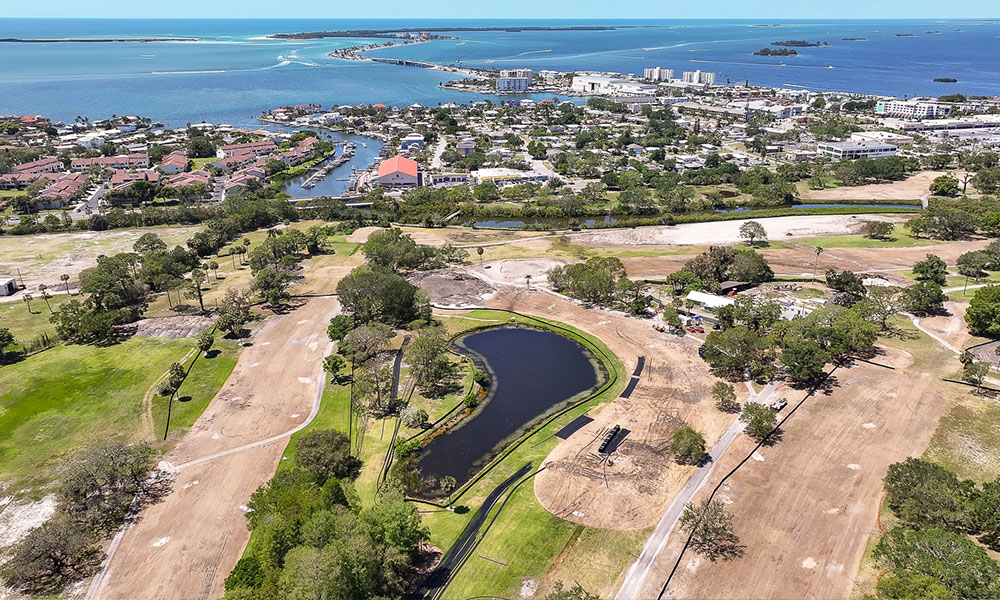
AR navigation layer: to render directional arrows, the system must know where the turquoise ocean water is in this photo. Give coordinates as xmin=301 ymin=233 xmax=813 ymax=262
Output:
xmin=0 ymin=19 xmax=997 ymax=126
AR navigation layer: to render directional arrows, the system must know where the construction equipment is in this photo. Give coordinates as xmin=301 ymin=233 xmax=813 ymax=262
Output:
xmin=599 ymin=425 xmax=621 ymax=454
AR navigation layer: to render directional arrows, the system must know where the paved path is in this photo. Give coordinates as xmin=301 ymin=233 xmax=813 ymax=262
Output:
xmin=615 ymin=381 xmax=780 ymax=600
xmin=430 ymin=137 xmax=448 ymax=170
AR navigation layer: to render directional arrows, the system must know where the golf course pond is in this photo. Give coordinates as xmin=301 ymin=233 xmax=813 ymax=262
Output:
xmin=416 ymin=324 xmax=608 ymax=495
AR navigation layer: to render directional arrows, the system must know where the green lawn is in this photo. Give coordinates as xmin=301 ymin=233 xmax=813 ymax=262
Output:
xmin=925 ymin=394 xmax=1000 ymax=483
xmin=190 ymin=157 xmax=217 ymax=170
xmin=794 ymin=224 xmax=931 ymax=249
xmin=0 ymin=337 xmax=199 ymax=495
xmin=152 ymin=336 xmax=242 ymax=441
xmin=0 ymin=293 xmax=74 ymax=347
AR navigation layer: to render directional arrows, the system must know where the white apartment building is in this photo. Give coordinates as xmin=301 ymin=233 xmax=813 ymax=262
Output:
xmin=643 ymin=66 xmax=674 ymax=81
xmin=876 ymin=100 xmax=952 ymax=120
xmin=682 ymin=70 xmax=716 ymax=85
xmin=496 ymin=77 xmax=530 ymax=94
xmin=817 ymin=141 xmax=898 ymax=160
xmin=499 ymin=69 xmax=533 ymax=79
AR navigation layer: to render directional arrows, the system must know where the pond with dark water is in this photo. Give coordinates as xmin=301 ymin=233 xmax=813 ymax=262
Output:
xmin=416 ymin=325 xmax=606 ymax=493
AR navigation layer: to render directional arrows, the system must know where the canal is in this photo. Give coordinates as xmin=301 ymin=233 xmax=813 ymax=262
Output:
xmin=416 ymin=325 xmax=607 ymax=494
xmin=280 ymin=132 xmax=383 ymax=198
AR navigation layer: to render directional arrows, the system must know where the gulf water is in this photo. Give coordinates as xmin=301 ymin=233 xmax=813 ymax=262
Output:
xmin=0 ymin=19 xmax=997 ymax=126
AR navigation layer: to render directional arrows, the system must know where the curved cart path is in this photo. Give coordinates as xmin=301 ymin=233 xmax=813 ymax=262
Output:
xmin=90 ymin=297 xmax=339 ymax=600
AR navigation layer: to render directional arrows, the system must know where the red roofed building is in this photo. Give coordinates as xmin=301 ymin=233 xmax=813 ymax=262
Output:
xmin=216 ymin=140 xmax=276 ymax=159
xmin=36 ymin=173 xmax=87 ymax=209
xmin=19 ymin=115 xmax=48 ymax=126
xmin=12 ymin=157 xmax=63 ymax=175
xmin=166 ymin=169 xmax=212 ymax=189
xmin=376 ymin=156 xmax=419 ymax=187
xmin=110 ymin=169 xmax=160 ymax=189
xmin=71 ymin=153 xmax=149 ymax=173
xmin=158 ymin=151 xmax=190 ymax=175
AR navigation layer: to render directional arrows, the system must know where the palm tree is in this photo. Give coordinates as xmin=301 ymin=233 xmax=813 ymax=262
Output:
xmin=38 ymin=285 xmax=53 ymax=313
xmin=61 ymin=273 xmax=71 ymax=295
xmin=208 ymin=260 xmax=219 ymax=280
xmin=812 ymin=246 xmax=824 ymax=283
xmin=525 ymin=274 xmax=532 ymax=289
xmin=477 ymin=246 xmax=484 ymax=267
xmin=23 ymin=293 xmax=34 ymax=314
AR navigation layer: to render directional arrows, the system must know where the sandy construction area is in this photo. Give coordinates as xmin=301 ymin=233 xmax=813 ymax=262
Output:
xmin=636 ymin=347 xmax=950 ymax=599
xmin=573 ymin=215 xmax=905 ymax=248
xmin=480 ymin=288 xmax=733 ymax=531
xmin=410 ymin=269 xmax=497 ymax=307
xmin=93 ymin=297 xmax=338 ymax=600
xmin=799 ymin=171 xmax=947 ymax=201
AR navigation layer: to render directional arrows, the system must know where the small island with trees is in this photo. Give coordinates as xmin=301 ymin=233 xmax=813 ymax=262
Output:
xmin=754 ymin=48 xmax=798 ymax=56
xmin=771 ymin=40 xmax=829 ymax=47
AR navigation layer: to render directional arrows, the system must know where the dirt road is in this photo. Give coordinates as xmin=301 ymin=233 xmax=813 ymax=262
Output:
xmin=90 ymin=297 xmax=339 ymax=600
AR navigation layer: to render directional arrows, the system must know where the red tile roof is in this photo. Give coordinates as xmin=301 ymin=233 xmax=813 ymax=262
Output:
xmin=377 ymin=156 xmax=418 ymax=179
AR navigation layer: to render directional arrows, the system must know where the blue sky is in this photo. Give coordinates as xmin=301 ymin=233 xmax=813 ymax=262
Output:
xmin=3 ymin=0 xmax=998 ymax=18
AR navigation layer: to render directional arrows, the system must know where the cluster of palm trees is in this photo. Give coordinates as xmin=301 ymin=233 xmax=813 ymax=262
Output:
xmin=227 ymin=237 xmax=252 ymax=269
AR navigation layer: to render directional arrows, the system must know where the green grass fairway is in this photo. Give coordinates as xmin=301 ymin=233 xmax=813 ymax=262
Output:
xmin=152 ymin=336 xmax=242 ymax=441
xmin=794 ymin=224 xmax=931 ymax=249
xmin=0 ymin=337 xmax=199 ymax=494
xmin=0 ymin=293 xmax=74 ymax=346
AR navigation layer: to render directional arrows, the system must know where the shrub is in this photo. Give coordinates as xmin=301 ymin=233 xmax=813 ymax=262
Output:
xmin=473 ymin=369 xmax=491 ymax=388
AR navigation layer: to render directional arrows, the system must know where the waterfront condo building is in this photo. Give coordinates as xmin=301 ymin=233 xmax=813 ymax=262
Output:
xmin=496 ymin=77 xmax=530 ymax=94
xmin=876 ymin=100 xmax=953 ymax=120
xmin=643 ymin=67 xmax=674 ymax=81
xmin=682 ymin=70 xmax=716 ymax=85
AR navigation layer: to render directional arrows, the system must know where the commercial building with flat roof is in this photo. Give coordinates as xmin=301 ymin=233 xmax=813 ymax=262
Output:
xmin=850 ymin=131 xmax=915 ymax=146
xmin=817 ymin=141 xmax=898 ymax=160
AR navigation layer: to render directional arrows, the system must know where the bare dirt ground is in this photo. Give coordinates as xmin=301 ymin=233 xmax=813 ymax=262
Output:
xmin=799 ymin=171 xmax=947 ymax=201
xmin=477 ymin=258 xmax=567 ymax=288
xmin=572 ymin=215 xmax=905 ymax=247
xmin=93 ymin=297 xmax=338 ymax=600
xmin=409 ymin=270 xmax=497 ymax=307
xmin=621 ymin=239 xmax=993 ymax=280
xmin=919 ymin=301 xmax=982 ymax=353
xmin=0 ymin=226 xmax=200 ymax=292
xmin=636 ymin=346 xmax=951 ymax=599
xmin=480 ymin=288 xmax=735 ymax=531
xmin=133 ymin=315 xmax=214 ymax=339
xmin=0 ymin=494 xmax=56 ymax=549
